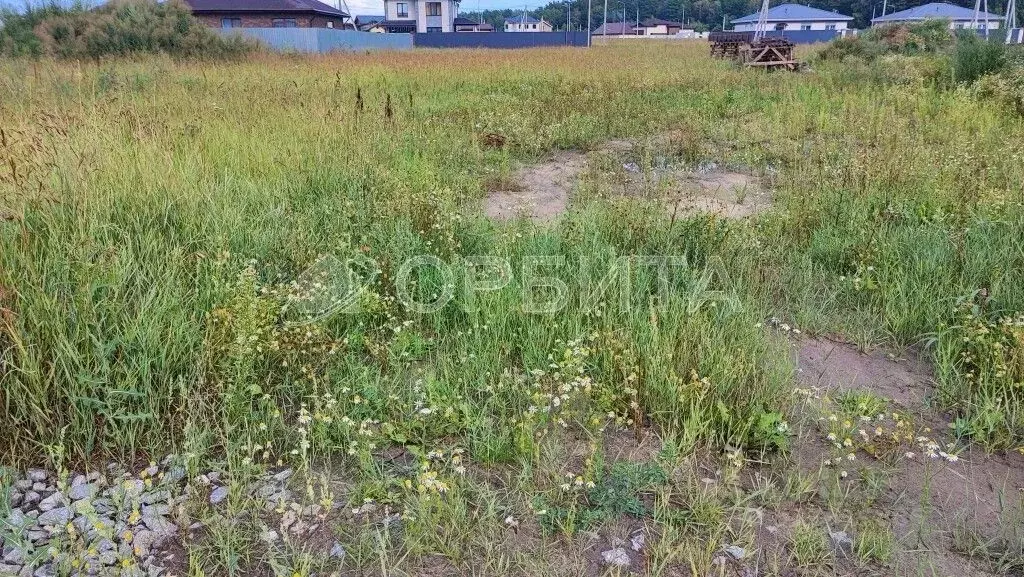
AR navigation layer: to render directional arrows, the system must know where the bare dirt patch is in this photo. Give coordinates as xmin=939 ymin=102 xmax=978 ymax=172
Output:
xmin=794 ymin=336 xmax=934 ymax=409
xmin=482 ymin=133 xmax=773 ymax=222
xmin=664 ymin=168 xmax=771 ymax=220
xmin=483 ymin=151 xmax=586 ymax=222
xmin=600 ymin=138 xmax=772 ymax=219
xmin=787 ymin=336 xmax=1024 ymax=577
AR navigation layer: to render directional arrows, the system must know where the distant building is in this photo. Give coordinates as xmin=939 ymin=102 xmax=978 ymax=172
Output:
xmin=504 ymin=15 xmax=553 ymax=32
xmin=355 ymin=14 xmax=384 ymax=30
xmin=591 ymin=21 xmax=638 ymax=35
xmin=871 ymin=2 xmax=1001 ymax=29
xmin=633 ymin=17 xmax=684 ymax=35
xmin=184 ymin=0 xmax=350 ymax=29
xmin=731 ymin=3 xmax=852 ymax=31
xmin=375 ymin=0 xmax=458 ymax=32
xmin=454 ymin=17 xmax=495 ymax=31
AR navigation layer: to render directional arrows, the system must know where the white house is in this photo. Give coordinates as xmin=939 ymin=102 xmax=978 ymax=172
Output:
xmin=504 ymin=15 xmax=553 ymax=31
xmin=732 ymin=3 xmax=853 ymax=31
xmin=871 ymin=2 xmax=1001 ymax=29
xmin=375 ymin=0 xmax=457 ymax=32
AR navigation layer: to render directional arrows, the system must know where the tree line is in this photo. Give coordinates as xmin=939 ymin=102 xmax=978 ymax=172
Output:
xmin=459 ymin=0 xmax=1006 ymax=33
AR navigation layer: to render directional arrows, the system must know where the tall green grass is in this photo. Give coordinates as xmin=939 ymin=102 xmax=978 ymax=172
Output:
xmin=1 ymin=43 xmax=1022 ymax=473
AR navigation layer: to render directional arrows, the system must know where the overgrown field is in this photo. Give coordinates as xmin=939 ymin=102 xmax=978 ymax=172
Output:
xmin=1 ymin=43 xmax=1023 ymax=576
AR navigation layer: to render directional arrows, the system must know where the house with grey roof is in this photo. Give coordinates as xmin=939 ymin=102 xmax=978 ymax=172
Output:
xmin=354 ymin=14 xmax=384 ymax=31
xmin=871 ymin=2 xmax=1001 ymax=29
xmin=731 ymin=3 xmax=852 ymax=31
xmin=504 ymin=15 xmax=553 ymax=31
xmin=454 ymin=17 xmax=495 ymax=31
xmin=634 ymin=17 xmax=686 ymax=35
xmin=592 ymin=21 xmax=637 ymax=35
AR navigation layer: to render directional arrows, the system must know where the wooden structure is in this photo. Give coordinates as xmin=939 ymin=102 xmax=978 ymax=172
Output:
xmin=708 ymin=31 xmax=753 ymax=58
xmin=709 ymin=0 xmax=801 ymax=71
xmin=708 ymin=25 xmax=799 ymax=70
xmin=740 ymin=37 xmax=797 ymax=70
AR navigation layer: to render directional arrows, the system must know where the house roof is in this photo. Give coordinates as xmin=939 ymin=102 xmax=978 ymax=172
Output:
xmin=592 ymin=21 xmax=636 ymax=34
xmin=183 ymin=0 xmax=348 ymax=17
xmin=454 ymin=16 xmax=493 ymax=28
xmin=638 ymin=17 xmax=682 ymax=27
xmin=732 ymin=3 xmax=852 ymax=23
xmin=505 ymin=15 xmax=541 ymax=24
xmin=354 ymin=14 xmax=384 ymax=24
xmin=871 ymin=2 xmax=1000 ymax=22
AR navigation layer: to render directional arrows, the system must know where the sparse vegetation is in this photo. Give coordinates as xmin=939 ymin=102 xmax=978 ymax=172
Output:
xmin=0 ymin=40 xmax=1022 ymax=576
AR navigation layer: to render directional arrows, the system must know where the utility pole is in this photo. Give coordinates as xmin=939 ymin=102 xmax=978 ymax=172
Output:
xmin=881 ymin=0 xmax=887 ymax=17
xmin=753 ymin=0 xmax=769 ymax=40
xmin=1006 ymin=0 xmax=1017 ymax=43
xmin=587 ymin=0 xmax=592 ymax=44
xmin=589 ymin=0 xmax=598 ymax=43
xmin=972 ymin=0 xmax=991 ymax=38
xmin=622 ymin=2 xmax=625 ymax=36
xmin=603 ymin=0 xmax=608 ymax=39
xmin=984 ymin=0 xmax=990 ymax=39
xmin=603 ymin=0 xmax=609 ymax=37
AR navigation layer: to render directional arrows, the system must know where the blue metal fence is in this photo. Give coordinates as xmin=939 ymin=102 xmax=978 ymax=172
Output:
xmin=413 ymin=31 xmax=589 ymax=48
xmin=220 ymin=29 xmax=413 ymax=53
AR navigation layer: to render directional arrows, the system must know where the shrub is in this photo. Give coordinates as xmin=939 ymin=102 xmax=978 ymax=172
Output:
xmin=817 ymin=20 xmax=956 ymax=63
xmin=952 ymin=32 xmax=1006 ymax=84
xmin=976 ymin=67 xmax=1024 ymax=115
xmin=0 ymin=3 xmax=71 ymax=57
xmin=1 ymin=0 xmax=253 ymax=59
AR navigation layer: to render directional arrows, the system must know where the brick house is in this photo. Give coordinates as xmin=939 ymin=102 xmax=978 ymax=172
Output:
xmin=184 ymin=0 xmax=351 ymax=29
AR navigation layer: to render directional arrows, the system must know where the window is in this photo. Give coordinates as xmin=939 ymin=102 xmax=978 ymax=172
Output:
xmin=531 ymin=23 xmax=536 ymax=28
xmin=396 ymin=2 xmax=408 ymax=17
xmin=825 ymin=24 xmax=836 ymax=30
xmin=221 ymin=17 xmax=241 ymax=28
xmin=272 ymin=18 xmax=297 ymax=27
xmin=327 ymin=21 xmax=334 ymax=28
xmin=427 ymin=26 xmax=441 ymax=32
xmin=800 ymin=24 xmax=811 ymax=30
xmin=426 ymin=2 xmax=441 ymax=16
xmin=774 ymin=22 xmax=787 ymax=30
xmin=955 ymin=22 xmax=965 ymax=28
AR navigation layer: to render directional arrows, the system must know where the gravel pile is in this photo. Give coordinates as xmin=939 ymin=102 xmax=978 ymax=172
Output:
xmin=3 ymin=461 xmax=348 ymax=577
xmin=2 ymin=462 xmax=186 ymax=577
